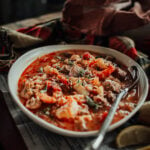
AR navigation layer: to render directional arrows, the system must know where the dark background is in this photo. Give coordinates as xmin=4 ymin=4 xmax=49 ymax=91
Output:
xmin=0 ymin=0 xmax=65 ymax=25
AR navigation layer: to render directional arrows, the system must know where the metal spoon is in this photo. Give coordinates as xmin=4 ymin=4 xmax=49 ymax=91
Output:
xmin=85 ymin=66 xmax=140 ymax=150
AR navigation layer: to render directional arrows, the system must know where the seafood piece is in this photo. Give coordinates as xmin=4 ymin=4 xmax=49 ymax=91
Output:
xmin=55 ymin=99 xmax=80 ymax=120
xmin=57 ymin=97 xmax=68 ymax=106
xmin=89 ymin=58 xmax=112 ymax=69
xmin=105 ymin=91 xmax=116 ymax=103
xmin=69 ymin=65 xmax=83 ymax=77
xmin=83 ymin=52 xmax=94 ymax=60
xmin=73 ymin=83 xmax=89 ymax=96
xmin=66 ymin=95 xmax=86 ymax=104
xmin=79 ymin=104 xmax=90 ymax=115
xmin=103 ymin=79 xmax=121 ymax=93
xmin=91 ymin=86 xmax=104 ymax=97
xmin=60 ymin=65 xmax=71 ymax=74
xmin=75 ymin=115 xmax=92 ymax=130
xmin=57 ymin=95 xmax=86 ymax=106
xmin=85 ymin=84 xmax=93 ymax=91
xmin=43 ymin=65 xmax=59 ymax=75
xmin=20 ymin=79 xmax=34 ymax=99
xmin=89 ymin=77 xmax=101 ymax=86
xmin=119 ymin=102 xmax=135 ymax=112
xmin=113 ymin=67 xmax=127 ymax=80
xmin=93 ymin=65 xmax=115 ymax=80
xmin=46 ymin=81 xmax=62 ymax=97
xmin=38 ymin=81 xmax=62 ymax=104
xmin=20 ymin=88 xmax=33 ymax=99
xmin=38 ymin=93 xmax=57 ymax=104
xmin=26 ymin=97 xmax=42 ymax=109
xmin=93 ymin=95 xmax=110 ymax=107
xmin=70 ymin=54 xmax=81 ymax=62
xmin=24 ymin=79 xmax=34 ymax=89
xmin=57 ymin=74 xmax=69 ymax=86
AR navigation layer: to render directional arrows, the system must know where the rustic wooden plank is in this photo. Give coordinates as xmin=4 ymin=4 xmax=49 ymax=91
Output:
xmin=2 ymin=12 xmax=62 ymax=30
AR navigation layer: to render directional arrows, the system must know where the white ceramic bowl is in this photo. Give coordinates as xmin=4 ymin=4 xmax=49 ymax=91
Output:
xmin=8 ymin=45 xmax=149 ymax=137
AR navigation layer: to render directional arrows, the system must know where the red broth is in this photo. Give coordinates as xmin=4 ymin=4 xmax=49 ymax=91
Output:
xmin=18 ymin=50 xmax=139 ymax=131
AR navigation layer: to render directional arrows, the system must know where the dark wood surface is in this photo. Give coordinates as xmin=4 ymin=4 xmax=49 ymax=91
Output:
xmin=0 ymin=91 xmax=28 ymax=150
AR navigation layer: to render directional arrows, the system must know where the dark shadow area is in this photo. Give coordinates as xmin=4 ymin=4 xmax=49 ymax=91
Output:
xmin=0 ymin=0 xmax=65 ymax=25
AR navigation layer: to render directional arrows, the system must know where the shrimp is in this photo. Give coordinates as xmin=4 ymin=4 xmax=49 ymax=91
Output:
xmin=57 ymin=94 xmax=86 ymax=106
xmin=73 ymin=84 xmax=89 ymax=96
xmin=20 ymin=79 xmax=34 ymax=99
xmin=68 ymin=77 xmax=89 ymax=96
xmin=38 ymin=93 xmax=57 ymax=104
xmin=89 ymin=58 xmax=109 ymax=69
xmin=83 ymin=57 xmax=115 ymax=80
xmin=55 ymin=99 xmax=80 ymax=120
xmin=43 ymin=65 xmax=59 ymax=75
xmin=26 ymin=97 xmax=42 ymax=109
xmin=90 ymin=86 xmax=104 ymax=97
xmin=57 ymin=74 xmax=69 ymax=86
xmin=38 ymin=81 xmax=62 ymax=104
xmin=20 ymin=88 xmax=33 ymax=99
xmin=93 ymin=65 xmax=115 ymax=80
xmin=66 ymin=95 xmax=86 ymax=104
xmin=83 ymin=52 xmax=94 ymax=60
xmin=89 ymin=77 xmax=101 ymax=86
xmin=75 ymin=115 xmax=92 ymax=130
xmin=70 ymin=54 xmax=81 ymax=62
xmin=43 ymin=65 xmax=70 ymax=87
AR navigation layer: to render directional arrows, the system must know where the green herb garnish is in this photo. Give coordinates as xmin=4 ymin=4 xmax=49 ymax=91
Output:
xmin=56 ymin=56 xmax=62 ymax=60
xmin=42 ymin=107 xmax=50 ymax=113
xmin=78 ymin=69 xmax=85 ymax=77
xmin=85 ymin=74 xmax=92 ymax=79
xmin=68 ymin=60 xmax=74 ymax=66
xmin=56 ymin=66 xmax=61 ymax=70
xmin=39 ymin=67 xmax=43 ymax=73
xmin=95 ymin=56 xmax=101 ymax=59
xmin=40 ymin=85 xmax=48 ymax=93
xmin=77 ymin=79 xmax=80 ymax=84
xmin=86 ymin=96 xmax=100 ymax=111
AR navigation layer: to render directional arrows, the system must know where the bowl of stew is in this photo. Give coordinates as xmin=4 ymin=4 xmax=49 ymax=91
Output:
xmin=8 ymin=45 xmax=149 ymax=137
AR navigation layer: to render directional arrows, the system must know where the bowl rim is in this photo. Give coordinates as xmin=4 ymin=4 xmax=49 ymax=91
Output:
xmin=8 ymin=44 xmax=149 ymax=137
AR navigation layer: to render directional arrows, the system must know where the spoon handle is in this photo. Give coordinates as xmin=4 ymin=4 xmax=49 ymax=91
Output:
xmin=85 ymin=89 xmax=127 ymax=150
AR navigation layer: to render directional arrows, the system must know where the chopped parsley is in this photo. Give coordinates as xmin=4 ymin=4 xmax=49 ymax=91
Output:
xmin=38 ymin=67 xmax=43 ymax=73
xmin=56 ymin=66 xmax=61 ymax=70
xmin=95 ymin=56 xmax=101 ymax=59
xmin=56 ymin=56 xmax=62 ymax=60
xmin=42 ymin=107 xmax=51 ymax=115
xmin=78 ymin=69 xmax=85 ymax=77
xmin=85 ymin=74 xmax=92 ymax=79
xmin=86 ymin=96 xmax=100 ymax=111
xmin=68 ymin=60 xmax=74 ymax=66
xmin=77 ymin=79 xmax=80 ymax=84
xmin=40 ymin=85 xmax=47 ymax=93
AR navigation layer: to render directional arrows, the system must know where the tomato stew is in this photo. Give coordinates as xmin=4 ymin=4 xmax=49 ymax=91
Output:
xmin=18 ymin=50 xmax=139 ymax=131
